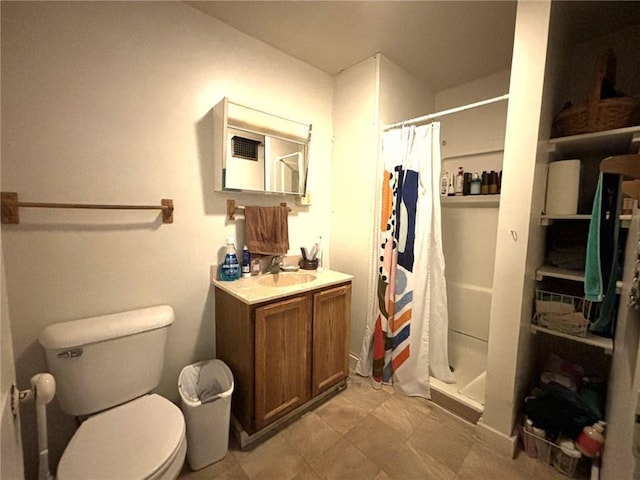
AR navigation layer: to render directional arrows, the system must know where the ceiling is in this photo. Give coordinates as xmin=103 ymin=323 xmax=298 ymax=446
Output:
xmin=186 ymin=1 xmax=640 ymax=93
xmin=186 ymin=1 xmax=518 ymax=92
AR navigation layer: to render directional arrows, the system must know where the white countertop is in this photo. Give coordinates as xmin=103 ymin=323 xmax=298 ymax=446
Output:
xmin=211 ymin=268 xmax=353 ymax=305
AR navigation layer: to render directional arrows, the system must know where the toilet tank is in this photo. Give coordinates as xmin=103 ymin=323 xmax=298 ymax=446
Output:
xmin=39 ymin=305 xmax=174 ymax=416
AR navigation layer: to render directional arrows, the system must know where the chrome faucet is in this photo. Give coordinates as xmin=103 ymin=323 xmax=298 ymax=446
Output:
xmin=263 ymin=255 xmax=283 ymax=274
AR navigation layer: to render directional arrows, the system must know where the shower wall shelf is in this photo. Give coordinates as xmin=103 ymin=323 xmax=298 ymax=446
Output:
xmin=440 ymin=195 xmax=500 ymax=208
xmin=0 ymin=192 xmax=174 ymax=224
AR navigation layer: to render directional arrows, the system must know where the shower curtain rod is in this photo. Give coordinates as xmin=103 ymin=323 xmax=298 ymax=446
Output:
xmin=383 ymin=93 xmax=509 ymax=131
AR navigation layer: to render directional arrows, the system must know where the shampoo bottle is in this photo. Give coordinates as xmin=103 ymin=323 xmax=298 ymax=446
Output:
xmin=220 ymin=237 xmax=240 ymax=281
xmin=241 ymin=245 xmax=251 ymax=278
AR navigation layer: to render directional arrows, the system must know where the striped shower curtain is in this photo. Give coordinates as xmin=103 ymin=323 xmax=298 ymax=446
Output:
xmin=356 ymin=123 xmax=455 ymax=397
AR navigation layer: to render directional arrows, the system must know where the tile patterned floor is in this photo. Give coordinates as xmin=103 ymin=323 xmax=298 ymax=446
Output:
xmin=179 ymin=374 xmax=581 ymax=480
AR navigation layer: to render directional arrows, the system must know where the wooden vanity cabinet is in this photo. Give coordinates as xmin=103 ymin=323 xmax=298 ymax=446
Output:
xmin=255 ymin=295 xmax=310 ymax=430
xmin=215 ymin=281 xmax=351 ymax=438
xmin=312 ymin=284 xmax=351 ymax=396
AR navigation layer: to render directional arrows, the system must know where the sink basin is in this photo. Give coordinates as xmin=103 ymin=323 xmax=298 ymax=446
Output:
xmin=256 ymin=272 xmax=316 ymax=287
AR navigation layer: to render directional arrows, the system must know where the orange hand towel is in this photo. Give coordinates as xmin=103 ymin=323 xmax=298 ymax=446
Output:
xmin=244 ymin=206 xmax=289 ymax=255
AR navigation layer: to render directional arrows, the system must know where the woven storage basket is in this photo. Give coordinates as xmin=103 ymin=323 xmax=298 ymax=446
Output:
xmin=552 ymin=49 xmax=640 ymax=138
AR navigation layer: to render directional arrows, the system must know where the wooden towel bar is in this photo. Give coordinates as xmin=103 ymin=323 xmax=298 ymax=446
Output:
xmin=1 ymin=192 xmax=174 ymax=224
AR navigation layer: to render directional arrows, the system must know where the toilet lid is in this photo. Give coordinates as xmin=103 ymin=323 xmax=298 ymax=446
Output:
xmin=58 ymin=394 xmax=185 ymax=480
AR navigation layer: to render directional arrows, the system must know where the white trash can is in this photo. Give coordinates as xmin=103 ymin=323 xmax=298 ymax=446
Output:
xmin=178 ymin=359 xmax=234 ymax=470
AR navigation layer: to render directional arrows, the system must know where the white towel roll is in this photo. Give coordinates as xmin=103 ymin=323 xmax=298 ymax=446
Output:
xmin=545 ymin=160 xmax=581 ymax=215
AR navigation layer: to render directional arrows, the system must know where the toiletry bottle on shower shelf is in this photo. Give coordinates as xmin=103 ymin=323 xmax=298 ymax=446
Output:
xmin=448 ymin=172 xmax=455 ymax=196
xmin=440 ymin=171 xmax=449 ymax=196
xmin=489 ymin=171 xmax=499 ymax=194
xmin=455 ymin=167 xmax=464 ymax=196
xmin=481 ymin=171 xmax=489 ymax=195
xmin=470 ymin=172 xmax=481 ymax=195
xmin=463 ymin=172 xmax=472 ymax=196
xmin=220 ymin=237 xmax=240 ymax=281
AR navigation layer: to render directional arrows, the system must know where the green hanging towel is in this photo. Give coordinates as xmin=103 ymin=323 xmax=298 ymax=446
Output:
xmin=585 ymin=172 xmax=621 ymax=338
xmin=584 ymin=174 xmax=603 ymax=302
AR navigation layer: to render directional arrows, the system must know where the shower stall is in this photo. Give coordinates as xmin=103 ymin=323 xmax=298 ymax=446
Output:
xmin=331 ymin=54 xmax=510 ymax=423
xmin=424 ymin=86 xmax=508 ymax=422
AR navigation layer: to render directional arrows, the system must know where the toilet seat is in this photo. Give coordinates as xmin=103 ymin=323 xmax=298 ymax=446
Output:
xmin=57 ymin=394 xmax=185 ymax=480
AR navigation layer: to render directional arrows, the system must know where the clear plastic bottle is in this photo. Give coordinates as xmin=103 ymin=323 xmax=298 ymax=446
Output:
xmin=220 ymin=237 xmax=240 ymax=281
xmin=470 ymin=172 xmax=481 ymax=195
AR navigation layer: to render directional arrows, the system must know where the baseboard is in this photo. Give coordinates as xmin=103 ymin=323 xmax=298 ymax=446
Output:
xmin=476 ymin=418 xmax=519 ymax=458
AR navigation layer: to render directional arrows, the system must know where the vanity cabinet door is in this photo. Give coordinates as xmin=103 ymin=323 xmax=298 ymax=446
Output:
xmin=312 ymin=284 xmax=351 ymax=396
xmin=254 ymin=295 xmax=311 ymax=430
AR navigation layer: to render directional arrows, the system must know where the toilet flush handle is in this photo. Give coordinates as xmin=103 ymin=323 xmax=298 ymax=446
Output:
xmin=57 ymin=348 xmax=83 ymax=358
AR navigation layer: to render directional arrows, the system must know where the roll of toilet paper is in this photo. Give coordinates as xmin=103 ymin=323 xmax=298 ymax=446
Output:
xmin=545 ymin=160 xmax=581 ymax=215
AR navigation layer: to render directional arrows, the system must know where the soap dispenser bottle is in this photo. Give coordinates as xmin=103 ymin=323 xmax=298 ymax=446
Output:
xmin=220 ymin=237 xmax=240 ymax=281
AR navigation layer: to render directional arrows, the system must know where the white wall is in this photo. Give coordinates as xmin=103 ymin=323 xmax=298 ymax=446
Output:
xmin=378 ymin=55 xmax=436 ymax=126
xmin=330 ymin=55 xmax=379 ymax=360
xmin=436 ymin=71 xmax=510 ymax=383
xmin=0 ymin=2 xmax=333 ymax=477
xmin=1 ymin=257 xmax=24 ymax=479
xmin=331 ymin=54 xmax=435 ymax=363
xmin=479 ymin=0 xmax=552 ymax=454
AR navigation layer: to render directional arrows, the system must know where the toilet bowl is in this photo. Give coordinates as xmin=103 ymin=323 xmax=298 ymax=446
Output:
xmin=38 ymin=306 xmax=186 ymax=480
xmin=57 ymin=395 xmax=186 ymax=480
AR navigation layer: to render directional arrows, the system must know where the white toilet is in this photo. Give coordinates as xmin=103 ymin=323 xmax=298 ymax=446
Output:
xmin=39 ymin=305 xmax=186 ymax=480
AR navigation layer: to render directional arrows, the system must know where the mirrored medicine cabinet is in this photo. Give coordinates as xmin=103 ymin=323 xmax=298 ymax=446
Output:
xmin=213 ymin=97 xmax=312 ymax=196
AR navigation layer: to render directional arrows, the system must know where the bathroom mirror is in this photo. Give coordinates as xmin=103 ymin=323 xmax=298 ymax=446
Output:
xmin=213 ymin=98 xmax=311 ymax=195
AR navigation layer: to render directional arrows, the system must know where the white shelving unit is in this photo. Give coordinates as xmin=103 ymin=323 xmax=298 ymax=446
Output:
xmin=535 ymin=265 xmax=584 ymax=283
xmin=547 ymin=125 xmax=640 ymax=159
xmin=530 ymin=324 xmax=613 ymax=354
xmin=533 ymin=126 xmax=640 ymax=355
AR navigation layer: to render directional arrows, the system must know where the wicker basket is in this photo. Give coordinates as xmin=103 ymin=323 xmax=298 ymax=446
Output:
xmin=552 ymin=49 xmax=640 ymax=138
